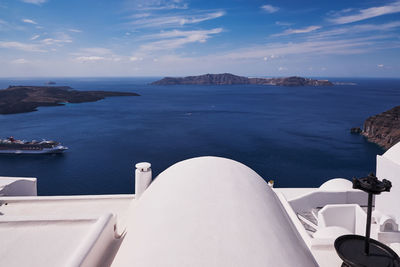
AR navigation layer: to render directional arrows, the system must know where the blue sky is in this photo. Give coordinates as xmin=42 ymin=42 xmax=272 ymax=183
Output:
xmin=0 ymin=0 xmax=399 ymax=77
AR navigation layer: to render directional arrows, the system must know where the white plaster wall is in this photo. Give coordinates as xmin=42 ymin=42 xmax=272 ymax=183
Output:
xmin=317 ymin=204 xmax=366 ymax=235
xmin=289 ymin=190 xmax=367 ymax=213
xmin=376 ymin=155 xmax=400 ymax=222
xmin=318 ymin=205 xmax=356 ymax=232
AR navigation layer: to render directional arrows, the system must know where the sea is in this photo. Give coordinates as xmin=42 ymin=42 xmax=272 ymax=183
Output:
xmin=0 ymin=77 xmax=398 ymax=196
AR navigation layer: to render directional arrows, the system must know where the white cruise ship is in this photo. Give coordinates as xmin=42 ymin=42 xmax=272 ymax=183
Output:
xmin=0 ymin=143 xmax=400 ymax=266
xmin=0 ymin=137 xmax=68 ymax=154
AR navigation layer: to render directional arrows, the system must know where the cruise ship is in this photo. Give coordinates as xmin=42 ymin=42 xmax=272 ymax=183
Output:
xmin=0 ymin=137 xmax=68 ymax=154
xmin=0 ymin=143 xmax=400 ymax=266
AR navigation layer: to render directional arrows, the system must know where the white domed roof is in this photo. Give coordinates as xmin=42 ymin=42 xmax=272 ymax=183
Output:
xmin=319 ymin=178 xmax=353 ymax=191
xmin=113 ymin=156 xmax=317 ymax=267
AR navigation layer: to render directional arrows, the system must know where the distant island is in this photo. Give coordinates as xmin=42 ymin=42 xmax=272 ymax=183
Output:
xmin=359 ymin=106 xmax=400 ymax=150
xmin=151 ymin=73 xmax=334 ymax=86
xmin=0 ymin=86 xmax=139 ymax=115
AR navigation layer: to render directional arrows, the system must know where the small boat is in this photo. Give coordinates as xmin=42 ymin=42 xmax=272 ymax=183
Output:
xmin=0 ymin=137 xmax=68 ymax=154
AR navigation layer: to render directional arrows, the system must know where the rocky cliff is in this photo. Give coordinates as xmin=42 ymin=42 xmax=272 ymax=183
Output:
xmin=248 ymin=76 xmax=333 ymax=86
xmin=151 ymin=73 xmax=249 ymax=85
xmin=151 ymin=73 xmax=333 ymax=86
xmin=0 ymin=86 xmax=139 ymax=114
xmin=362 ymin=106 xmax=400 ymax=149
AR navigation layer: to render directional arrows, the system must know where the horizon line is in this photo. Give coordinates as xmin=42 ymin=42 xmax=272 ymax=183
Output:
xmin=0 ymin=74 xmax=399 ymax=79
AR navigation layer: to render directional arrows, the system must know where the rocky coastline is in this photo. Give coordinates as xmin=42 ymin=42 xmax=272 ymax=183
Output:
xmin=360 ymin=106 xmax=400 ymax=150
xmin=151 ymin=73 xmax=333 ymax=86
xmin=0 ymin=86 xmax=139 ymax=115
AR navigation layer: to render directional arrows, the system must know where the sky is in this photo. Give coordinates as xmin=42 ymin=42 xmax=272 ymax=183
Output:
xmin=0 ymin=0 xmax=399 ymax=77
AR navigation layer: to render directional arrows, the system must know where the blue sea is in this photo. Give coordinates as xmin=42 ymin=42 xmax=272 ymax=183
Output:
xmin=0 ymin=77 xmax=398 ymax=195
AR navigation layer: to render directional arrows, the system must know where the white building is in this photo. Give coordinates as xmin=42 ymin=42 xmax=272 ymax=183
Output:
xmin=1 ymin=143 xmax=400 ymax=266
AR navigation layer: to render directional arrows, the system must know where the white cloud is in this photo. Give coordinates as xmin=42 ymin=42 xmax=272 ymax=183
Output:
xmin=180 ymin=11 xmax=224 ymax=25
xmin=75 ymin=56 xmax=105 ymax=62
xmin=80 ymin=47 xmax=113 ymax=55
xmin=272 ymin=25 xmax=321 ymax=36
xmin=329 ymin=1 xmax=400 ymax=24
xmin=11 ymin=58 xmax=29 ymax=64
xmin=261 ymin=4 xmax=279 ymax=13
xmin=22 ymin=19 xmax=38 ymax=25
xmin=221 ymin=35 xmax=392 ymax=61
xmin=128 ymin=11 xmax=225 ymax=28
xmin=31 ymin=34 xmax=40 ymax=40
xmin=0 ymin=41 xmax=45 ymax=52
xmin=126 ymin=0 xmax=188 ymax=11
xmin=377 ymin=64 xmax=384 ymax=68
xmin=146 ymin=28 xmax=222 ymax=39
xmin=0 ymin=33 xmax=73 ymax=54
xmin=310 ymin=21 xmax=400 ymax=39
xmin=20 ymin=0 xmax=47 ymax=5
xmin=0 ymin=19 xmax=26 ymax=31
xmin=139 ymin=28 xmax=223 ymax=51
xmin=262 ymin=55 xmax=277 ymax=61
xmin=72 ymin=47 xmax=121 ymax=62
xmin=129 ymin=13 xmax=151 ymax=19
xmin=139 ymin=3 xmax=188 ymax=10
xmin=275 ymin=21 xmax=292 ymax=26
xmin=68 ymin=29 xmax=82 ymax=33
xmin=0 ymin=19 xmax=10 ymax=31
xmin=341 ymin=8 xmax=354 ymax=14
xmin=130 ymin=56 xmax=143 ymax=61
xmin=40 ymin=33 xmax=73 ymax=46
xmin=41 ymin=38 xmax=72 ymax=45
xmin=278 ymin=66 xmax=288 ymax=71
